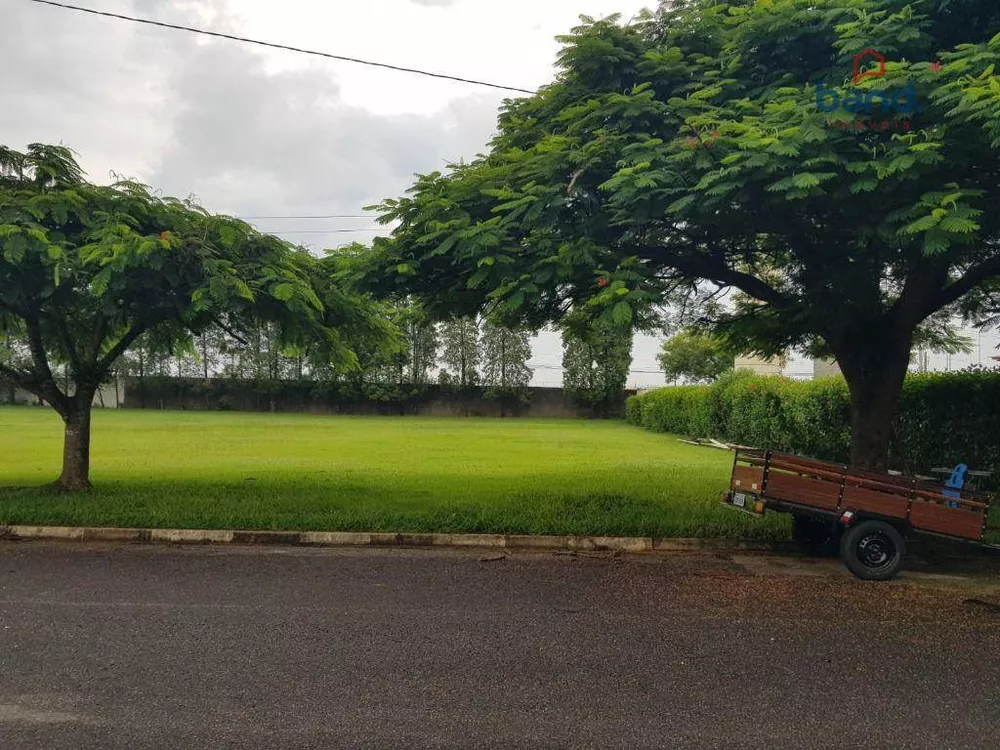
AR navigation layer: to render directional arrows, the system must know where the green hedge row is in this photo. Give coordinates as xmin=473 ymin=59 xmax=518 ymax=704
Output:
xmin=626 ymin=369 xmax=1000 ymax=476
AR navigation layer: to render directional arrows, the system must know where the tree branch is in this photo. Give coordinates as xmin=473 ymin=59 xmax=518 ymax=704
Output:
xmin=23 ymin=316 xmax=69 ymax=414
xmin=212 ymin=317 xmax=249 ymax=346
xmin=670 ymin=253 xmax=791 ymax=308
xmin=0 ymin=298 xmax=28 ymax=318
xmin=89 ymin=317 xmax=109 ymax=362
xmin=0 ymin=362 xmax=29 ymax=389
xmin=97 ymin=322 xmax=149 ymax=373
xmin=54 ymin=313 xmax=83 ymax=376
xmin=891 ymin=257 xmax=950 ymax=328
xmin=637 ymin=236 xmax=793 ymax=309
xmin=932 ymin=255 xmax=1000 ymax=313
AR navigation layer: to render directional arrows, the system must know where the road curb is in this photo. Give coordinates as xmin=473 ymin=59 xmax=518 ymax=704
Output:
xmin=0 ymin=524 xmax=796 ymax=554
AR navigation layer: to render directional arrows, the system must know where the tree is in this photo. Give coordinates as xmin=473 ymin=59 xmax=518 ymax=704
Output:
xmin=562 ymin=322 xmax=632 ymax=416
xmin=481 ymin=322 xmax=533 ymax=406
xmin=398 ymin=302 xmax=439 ymax=386
xmin=659 ymin=331 xmax=733 ymax=384
xmin=0 ymin=143 xmax=382 ymax=490
xmin=0 ymin=332 xmax=30 ymax=404
xmin=438 ymin=317 xmax=480 ymax=387
xmin=370 ymin=1 xmax=1000 ymax=469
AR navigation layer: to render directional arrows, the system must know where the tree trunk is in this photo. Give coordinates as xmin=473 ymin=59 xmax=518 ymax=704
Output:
xmin=834 ymin=332 xmax=913 ymax=472
xmin=56 ymin=395 xmax=94 ymax=491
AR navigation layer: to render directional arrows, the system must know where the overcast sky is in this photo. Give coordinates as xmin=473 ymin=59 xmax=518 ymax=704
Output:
xmin=4 ymin=0 xmax=675 ymax=386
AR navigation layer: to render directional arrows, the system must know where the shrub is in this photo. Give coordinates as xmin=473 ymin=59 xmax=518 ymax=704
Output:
xmin=715 ymin=373 xmax=795 ymax=450
xmin=630 ymin=385 xmax=711 ymax=437
xmin=893 ymin=371 xmax=1000 ymax=476
xmin=627 ymin=370 xmax=1000 ymax=476
xmin=788 ymin=377 xmax=851 ymax=462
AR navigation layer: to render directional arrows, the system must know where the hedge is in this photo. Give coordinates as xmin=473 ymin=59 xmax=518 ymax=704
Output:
xmin=627 ymin=369 xmax=1000 ymax=477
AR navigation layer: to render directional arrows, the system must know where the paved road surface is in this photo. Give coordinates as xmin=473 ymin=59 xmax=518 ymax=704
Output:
xmin=0 ymin=543 xmax=998 ymax=749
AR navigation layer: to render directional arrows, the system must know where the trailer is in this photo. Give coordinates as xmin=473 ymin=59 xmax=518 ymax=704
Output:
xmin=723 ymin=448 xmax=999 ymax=580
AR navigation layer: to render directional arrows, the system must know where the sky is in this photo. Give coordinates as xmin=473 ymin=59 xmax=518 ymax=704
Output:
xmin=4 ymin=0 xmax=670 ymax=387
xmin=5 ymin=0 xmax=994 ymax=386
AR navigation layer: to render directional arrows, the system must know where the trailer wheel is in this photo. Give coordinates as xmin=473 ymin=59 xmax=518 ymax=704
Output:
xmin=840 ymin=520 xmax=906 ymax=581
xmin=792 ymin=514 xmax=841 ymax=557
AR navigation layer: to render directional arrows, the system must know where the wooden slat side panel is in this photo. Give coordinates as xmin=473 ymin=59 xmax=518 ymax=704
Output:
xmin=910 ymin=501 xmax=986 ymax=541
xmin=768 ymin=459 xmax=844 ymax=483
xmin=911 ymin=489 xmax=988 ymax=510
xmin=731 ymin=465 xmax=764 ymax=493
xmin=849 ymin=469 xmax=915 ymax=493
xmin=770 ymin=452 xmax=847 ymax=473
xmin=841 ymin=485 xmax=909 ymax=519
xmin=765 ymin=472 xmax=842 ymax=511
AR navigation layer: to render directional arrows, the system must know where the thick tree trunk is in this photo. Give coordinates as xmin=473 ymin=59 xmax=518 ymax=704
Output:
xmin=833 ymin=332 xmax=913 ymax=472
xmin=56 ymin=396 xmax=94 ymax=491
xmin=846 ymin=375 xmax=905 ymax=471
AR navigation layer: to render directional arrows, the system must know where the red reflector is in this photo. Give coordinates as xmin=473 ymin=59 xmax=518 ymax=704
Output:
xmin=840 ymin=511 xmax=855 ymax=525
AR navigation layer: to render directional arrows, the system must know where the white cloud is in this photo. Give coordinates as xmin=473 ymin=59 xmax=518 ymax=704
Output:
xmin=4 ymin=0 xmax=662 ymax=384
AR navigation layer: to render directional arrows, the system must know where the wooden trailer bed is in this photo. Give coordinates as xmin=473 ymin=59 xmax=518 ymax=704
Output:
xmin=727 ymin=449 xmax=993 ymax=542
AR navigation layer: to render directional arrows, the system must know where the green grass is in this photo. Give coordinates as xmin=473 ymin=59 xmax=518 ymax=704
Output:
xmin=0 ymin=405 xmax=790 ymax=539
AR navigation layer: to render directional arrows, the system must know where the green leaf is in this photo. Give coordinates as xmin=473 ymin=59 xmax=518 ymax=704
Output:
xmin=850 ymin=179 xmax=879 ymax=194
xmin=938 ymin=216 xmax=979 ymax=233
xmin=924 ymin=229 xmax=951 ymax=254
xmin=611 ymin=301 xmax=633 ymax=326
xmin=272 ymin=282 xmax=296 ymax=301
xmin=90 ymin=267 xmax=112 ymax=297
xmin=467 ymin=267 xmax=490 ymax=288
xmin=902 ymin=215 xmax=940 ymax=235
xmin=234 ymin=280 xmax=255 ymax=301
xmin=792 ymin=173 xmax=821 ymax=189
xmin=666 ymin=195 xmax=698 ymax=213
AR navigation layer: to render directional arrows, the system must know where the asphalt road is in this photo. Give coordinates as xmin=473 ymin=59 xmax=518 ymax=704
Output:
xmin=0 ymin=543 xmax=998 ymax=750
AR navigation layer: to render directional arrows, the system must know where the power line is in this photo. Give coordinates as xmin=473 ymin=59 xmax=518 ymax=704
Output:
xmin=528 ymin=363 xmax=664 ymax=374
xmin=241 ymin=214 xmax=372 ymax=220
xmin=26 ymin=0 xmax=536 ymax=95
xmin=272 ymin=229 xmax=383 ymax=234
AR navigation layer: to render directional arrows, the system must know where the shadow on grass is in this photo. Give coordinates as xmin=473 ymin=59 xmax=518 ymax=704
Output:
xmin=0 ymin=484 xmax=62 ymax=497
xmin=0 ymin=475 xmax=792 ymax=541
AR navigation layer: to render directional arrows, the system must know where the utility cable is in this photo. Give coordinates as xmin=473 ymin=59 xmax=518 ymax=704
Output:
xmin=26 ymin=0 xmax=536 ymax=94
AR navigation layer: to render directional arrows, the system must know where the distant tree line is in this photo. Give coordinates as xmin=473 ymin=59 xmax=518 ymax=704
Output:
xmin=108 ymin=304 xmax=540 ymax=405
xmin=2 ymin=301 xmax=634 ymax=411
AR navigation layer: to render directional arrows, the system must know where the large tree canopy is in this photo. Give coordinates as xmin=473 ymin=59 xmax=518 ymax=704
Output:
xmin=370 ymin=0 xmax=1000 ymax=468
xmin=0 ymin=144 xmax=388 ymax=489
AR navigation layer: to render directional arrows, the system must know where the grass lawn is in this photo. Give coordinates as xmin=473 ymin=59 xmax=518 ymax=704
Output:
xmin=0 ymin=405 xmax=790 ymax=539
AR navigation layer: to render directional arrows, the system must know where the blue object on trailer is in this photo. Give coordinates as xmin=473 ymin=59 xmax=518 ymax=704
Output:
xmin=943 ymin=463 xmax=968 ymax=507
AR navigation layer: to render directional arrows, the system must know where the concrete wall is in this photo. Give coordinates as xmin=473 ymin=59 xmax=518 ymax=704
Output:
xmin=734 ymin=354 xmax=784 ymax=376
xmin=120 ymin=377 xmax=631 ymax=419
xmin=734 ymin=354 xmax=842 ymax=381
xmin=2 ymin=382 xmax=122 ymax=408
xmin=812 ymin=358 xmax=842 ymax=379
xmin=7 ymin=386 xmax=36 ymax=405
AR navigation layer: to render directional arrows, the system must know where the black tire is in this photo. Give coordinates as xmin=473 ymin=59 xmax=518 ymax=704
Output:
xmin=792 ymin=514 xmax=842 ymax=557
xmin=840 ymin=520 xmax=906 ymax=581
